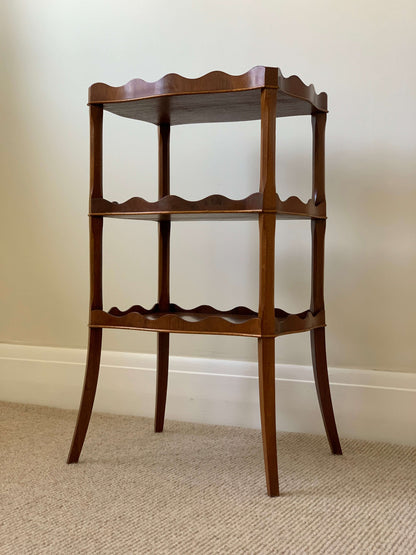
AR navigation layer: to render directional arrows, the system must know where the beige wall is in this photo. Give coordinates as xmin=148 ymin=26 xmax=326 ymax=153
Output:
xmin=1 ymin=0 xmax=415 ymax=372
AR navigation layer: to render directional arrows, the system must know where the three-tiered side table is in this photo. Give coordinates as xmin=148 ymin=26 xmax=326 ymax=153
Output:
xmin=67 ymin=66 xmax=342 ymax=497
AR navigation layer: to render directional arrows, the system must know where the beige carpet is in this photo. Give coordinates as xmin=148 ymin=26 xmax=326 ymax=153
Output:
xmin=1 ymin=402 xmax=415 ymax=554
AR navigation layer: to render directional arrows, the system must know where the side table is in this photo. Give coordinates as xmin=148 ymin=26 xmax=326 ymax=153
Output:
xmin=67 ymin=66 xmax=342 ymax=496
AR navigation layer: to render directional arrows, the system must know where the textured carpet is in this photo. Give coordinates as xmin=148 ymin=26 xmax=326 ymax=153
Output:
xmin=1 ymin=402 xmax=415 ymax=554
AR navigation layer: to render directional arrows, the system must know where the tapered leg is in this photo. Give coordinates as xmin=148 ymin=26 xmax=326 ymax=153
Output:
xmin=310 ymin=220 xmax=342 ymax=454
xmin=257 ymin=213 xmax=279 ymax=496
xmin=155 ymin=332 xmax=169 ymax=432
xmin=68 ymin=105 xmax=103 ymax=464
xmin=67 ymin=328 xmax=103 ymax=463
xmin=154 ymin=123 xmax=171 ymax=432
xmin=154 ymin=219 xmax=170 ymax=433
xmin=310 ymin=112 xmax=342 ymax=455
xmin=310 ymin=327 xmax=342 ymax=454
xmin=258 ymin=88 xmax=279 ymax=496
xmin=258 ymin=337 xmax=279 ymax=497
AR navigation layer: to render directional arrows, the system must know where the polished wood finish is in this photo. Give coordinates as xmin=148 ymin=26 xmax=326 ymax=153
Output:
xmin=258 ymin=88 xmax=279 ymax=495
xmin=67 ymin=328 xmax=102 ymax=463
xmin=310 ymin=113 xmax=342 ymax=455
xmin=89 ymin=305 xmax=324 ymax=337
xmin=311 ymin=326 xmax=342 ymax=454
xmin=67 ymin=105 xmax=104 ymax=464
xmin=258 ymin=338 xmax=279 ymax=496
xmin=68 ymin=68 xmax=341 ymax=497
xmin=89 ymin=67 xmax=327 ymax=124
xmin=90 ymin=192 xmax=326 ymax=221
xmin=155 ymin=123 xmax=171 ymax=433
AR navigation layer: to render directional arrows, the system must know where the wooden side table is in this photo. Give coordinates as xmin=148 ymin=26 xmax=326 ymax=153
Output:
xmin=67 ymin=66 xmax=342 ymax=496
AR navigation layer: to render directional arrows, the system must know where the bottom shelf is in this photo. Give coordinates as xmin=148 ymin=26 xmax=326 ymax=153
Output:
xmin=90 ymin=304 xmax=325 ymax=337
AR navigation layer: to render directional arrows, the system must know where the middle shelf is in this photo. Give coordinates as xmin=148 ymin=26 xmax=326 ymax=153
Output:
xmin=90 ymin=192 xmax=326 ymax=221
xmin=90 ymin=304 xmax=325 ymax=337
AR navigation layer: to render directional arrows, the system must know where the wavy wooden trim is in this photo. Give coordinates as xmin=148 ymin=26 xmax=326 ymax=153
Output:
xmin=90 ymin=193 xmax=325 ymax=220
xmin=275 ymin=309 xmax=325 ymax=335
xmin=108 ymin=303 xmax=258 ymax=317
xmin=89 ymin=66 xmax=327 ymax=113
xmin=90 ymin=193 xmax=263 ymax=216
xmin=89 ymin=67 xmax=269 ymax=103
xmin=91 ymin=304 xmax=261 ymax=337
xmin=279 ymin=73 xmax=327 ymax=113
xmin=89 ymin=305 xmax=325 ymax=337
xmin=276 ymin=195 xmax=326 ymax=219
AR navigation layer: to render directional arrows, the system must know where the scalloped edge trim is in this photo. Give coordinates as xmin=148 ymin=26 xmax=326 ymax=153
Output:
xmin=108 ymin=303 xmax=258 ymax=320
xmin=90 ymin=193 xmax=326 ymax=218
xmin=276 ymin=309 xmax=326 ymax=335
xmin=89 ymin=306 xmax=325 ymax=337
xmin=90 ymin=307 xmax=261 ymax=337
xmin=276 ymin=195 xmax=326 ymax=217
xmin=91 ymin=192 xmax=263 ymax=215
xmin=278 ymin=72 xmax=327 ymax=112
xmin=89 ymin=66 xmax=327 ymax=112
xmin=89 ymin=67 xmax=270 ymax=102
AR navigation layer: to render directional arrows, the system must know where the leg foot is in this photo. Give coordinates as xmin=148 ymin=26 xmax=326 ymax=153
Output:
xmin=154 ymin=332 xmax=169 ymax=433
xmin=258 ymin=337 xmax=279 ymax=496
xmin=67 ymin=328 xmax=102 ymax=463
xmin=310 ymin=327 xmax=342 ymax=454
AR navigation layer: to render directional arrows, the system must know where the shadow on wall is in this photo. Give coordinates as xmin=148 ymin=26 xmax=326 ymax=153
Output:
xmin=326 ymin=151 xmax=416 ymax=372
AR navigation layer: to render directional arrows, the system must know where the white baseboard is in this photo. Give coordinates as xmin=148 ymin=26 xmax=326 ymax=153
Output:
xmin=0 ymin=343 xmax=415 ymax=446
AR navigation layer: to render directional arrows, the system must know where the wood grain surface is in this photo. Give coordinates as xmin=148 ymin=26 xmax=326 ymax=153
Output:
xmin=88 ymin=67 xmax=327 ymax=124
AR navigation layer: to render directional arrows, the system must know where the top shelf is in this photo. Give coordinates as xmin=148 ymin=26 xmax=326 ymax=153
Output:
xmin=89 ymin=66 xmax=327 ymax=125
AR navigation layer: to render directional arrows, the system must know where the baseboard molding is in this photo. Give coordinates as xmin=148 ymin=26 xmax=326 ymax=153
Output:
xmin=0 ymin=343 xmax=415 ymax=445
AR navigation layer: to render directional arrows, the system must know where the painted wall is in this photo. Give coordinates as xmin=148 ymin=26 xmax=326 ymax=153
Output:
xmin=1 ymin=0 xmax=415 ymax=372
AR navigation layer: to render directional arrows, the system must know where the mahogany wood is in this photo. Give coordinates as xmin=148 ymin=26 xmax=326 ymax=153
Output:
xmin=311 ymin=327 xmax=342 ymax=454
xmin=67 ymin=328 xmax=102 ymax=463
xmin=67 ymin=106 xmax=104 ymax=463
xmin=258 ymin=338 xmax=279 ymax=496
xmin=90 ymin=304 xmax=262 ymax=336
xmin=258 ymin=88 xmax=279 ymax=496
xmin=311 ymin=113 xmax=327 ymax=312
xmin=310 ymin=112 xmax=342 ymax=455
xmin=90 ymin=192 xmax=326 ymax=221
xmin=155 ymin=124 xmax=171 ymax=433
xmin=89 ymin=304 xmax=324 ymax=337
xmin=88 ymin=67 xmax=327 ymax=124
xmin=67 ymin=69 xmax=342 ymax=497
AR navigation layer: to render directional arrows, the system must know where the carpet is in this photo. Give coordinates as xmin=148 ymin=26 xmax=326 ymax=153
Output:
xmin=1 ymin=401 xmax=415 ymax=554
